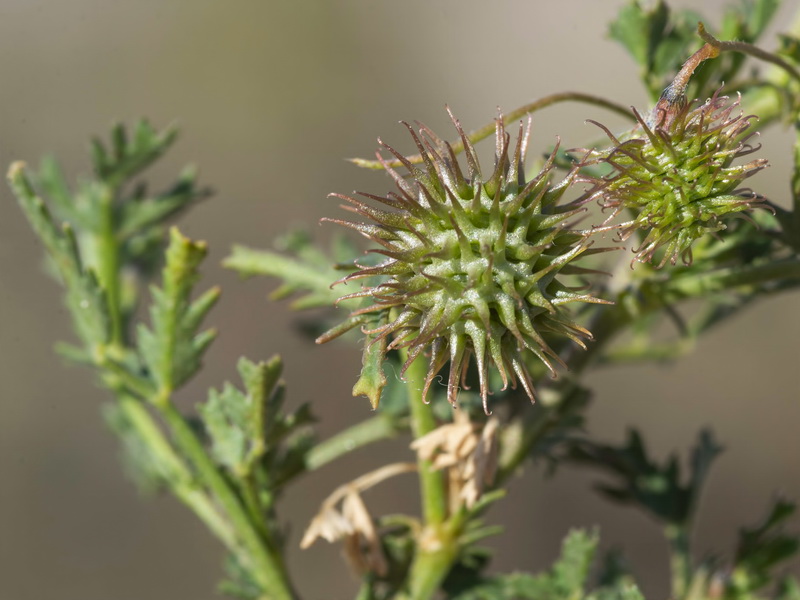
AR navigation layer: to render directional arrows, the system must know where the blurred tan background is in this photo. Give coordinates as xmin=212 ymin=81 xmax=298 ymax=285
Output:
xmin=1 ymin=1 xmax=799 ymax=599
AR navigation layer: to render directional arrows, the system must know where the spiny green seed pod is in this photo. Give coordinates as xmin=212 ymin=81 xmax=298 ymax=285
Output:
xmin=583 ymin=90 xmax=768 ymax=267
xmin=318 ymin=110 xmax=610 ymax=413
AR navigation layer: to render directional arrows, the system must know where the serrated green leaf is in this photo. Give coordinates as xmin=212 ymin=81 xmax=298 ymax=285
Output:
xmin=138 ymin=227 xmax=218 ymax=393
xmin=118 ymin=166 xmax=204 ymax=239
xmin=729 ymin=499 xmax=800 ymax=595
xmin=609 ymin=1 xmax=706 ymax=100
xmin=607 ymin=1 xmax=767 ymax=102
xmin=567 ymin=429 xmax=722 ymax=527
xmin=37 ymin=156 xmax=82 ymax=225
xmin=552 ymin=529 xmax=599 ymax=595
xmin=8 ymin=162 xmax=110 ymax=350
xmin=199 ymin=384 xmax=250 ymax=470
xmin=92 ymin=120 xmax=178 ymax=186
xmin=199 ymin=354 xmax=316 ymax=487
xmin=447 ymin=530 xmax=599 ymax=600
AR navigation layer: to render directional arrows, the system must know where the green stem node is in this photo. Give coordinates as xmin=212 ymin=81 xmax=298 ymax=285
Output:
xmin=402 ymin=349 xmax=447 ymax=526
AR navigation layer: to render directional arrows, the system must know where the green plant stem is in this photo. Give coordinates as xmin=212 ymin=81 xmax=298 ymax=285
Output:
xmin=305 ymin=413 xmax=406 ymax=471
xmin=92 ymin=186 xmax=295 ymax=597
xmin=407 ymin=531 xmax=460 ymax=600
xmin=157 ymin=399 xmax=296 ymax=600
xmin=402 ymin=349 xmax=447 ymax=525
xmin=665 ymin=524 xmax=692 ymax=599
xmin=405 ymin=509 xmax=469 ymax=600
xmin=116 ymin=394 xmax=239 ymax=549
xmin=96 ymin=184 xmax=124 ymax=346
xmin=350 ymin=92 xmax=636 ymax=169
xmin=239 ymin=472 xmax=272 ymax=541
xmin=400 ymin=349 xmax=475 ymax=600
xmin=579 ymin=255 xmax=800 ymax=370
xmin=698 ymin=23 xmax=800 ymax=88
xmin=497 ymin=254 xmax=800 ymax=479
xmin=659 ymin=257 xmax=800 ymax=299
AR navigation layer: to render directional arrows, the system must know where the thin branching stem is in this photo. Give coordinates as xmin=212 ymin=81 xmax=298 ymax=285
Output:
xmin=666 ymin=524 xmax=692 ymax=599
xmin=116 ymin=394 xmax=240 ymax=549
xmin=698 ymin=22 xmax=800 ymax=88
xmin=350 ymin=92 xmax=635 ymax=170
xmin=305 ymin=413 xmax=407 ymax=471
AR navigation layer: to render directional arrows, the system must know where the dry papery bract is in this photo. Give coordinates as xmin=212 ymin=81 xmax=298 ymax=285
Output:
xmin=411 ymin=411 xmax=500 ymax=511
xmin=301 ymin=462 xmax=416 ymax=576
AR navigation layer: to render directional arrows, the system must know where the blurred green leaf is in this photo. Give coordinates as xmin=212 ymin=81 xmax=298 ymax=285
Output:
xmin=609 ymin=0 xmax=779 ymax=102
xmin=776 ymin=577 xmax=800 ymax=600
xmin=91 ymin=121 xmax=177 ymax=187
xmin=566 ymin=429 xmax=723 ymax=527
xmin=446 ymin=530 xmax=604 ymax=599
xmin=8 ymin=163 xmax=110 ymax=351
xmin=219 ymin=553 xmax=262 ymax=600
xmin=728 ymin=499 xmax=800 ymax=596
xmin=137 ymin=227 xmax=219 ymax=393
xmin=199 ymin=355 xmax=316 ymax=487
xmin=779 ymin=34 xmax=800 ymax=65
xmin=609 ymin=0 xmax=670 ymax=72
xmin=224 ymin=229 xmax=359 ymax=310
xmin=609 ymin=1 xmax=702 ymax=100
xmin=200 ymin=383 xmax=250 ymax=471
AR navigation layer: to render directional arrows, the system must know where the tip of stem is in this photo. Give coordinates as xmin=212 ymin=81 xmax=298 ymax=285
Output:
xmin=7 ymin=160 xmax=27 ymax=181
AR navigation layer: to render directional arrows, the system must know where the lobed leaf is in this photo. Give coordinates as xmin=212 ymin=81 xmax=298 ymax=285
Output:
xmin=198 ymin=355 xmax=316 ymax=487
xmin=566 ymin=428 xmax=723 ymax=527
xmin=91 ymin=121 xmax=179 ymax=187
xmin=137 ymin=227 xmax=219 ymax=393
xmin=448 ymin=530 xmax=624 ymax=600
xmin=729 ymin=499 xmax=800 ymax=596
xmin=8 ymin=162 xmax=110 ymax=351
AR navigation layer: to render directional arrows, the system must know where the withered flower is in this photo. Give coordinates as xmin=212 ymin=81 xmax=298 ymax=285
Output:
xmin=300 ymin=463 xmax=416 ymax=576
xmin=411 ymin=412 xmax=499 ymax=509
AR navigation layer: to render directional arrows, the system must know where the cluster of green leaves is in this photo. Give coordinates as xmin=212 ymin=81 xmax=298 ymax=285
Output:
xmin=444 ymin=530 xmax=643 ymax=600
xmin=11 ymin=0 xmax=800 ymax=599
xmin=566 ymin=430 xmax=800 ymax=599
xmin=221 ymin=1 xmax=800 ymax=598
xmin=567 ymin=429 xmax=722 ymax=528
xmin=610 ymin=0 xmax=780 ymax=101
xmin=225 ymin=229 xmax=357 ymax=312
xmin=201 ymin=356 xmax=315 ymax=495
xmin=601 ymin=0 xmax=800 ymax=368
xmin=10 ymin=124 xmax=314 ymax=600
